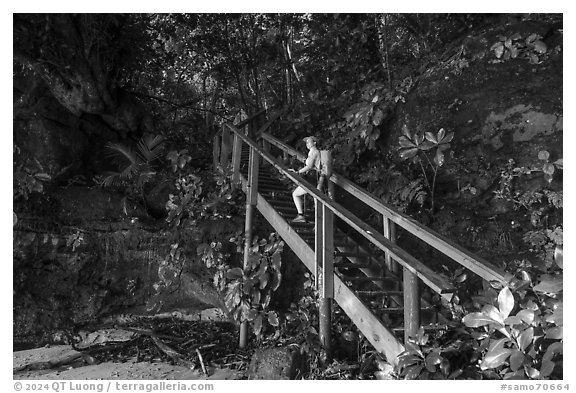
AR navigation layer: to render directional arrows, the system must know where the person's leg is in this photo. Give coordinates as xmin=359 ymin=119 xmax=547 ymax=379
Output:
xmin=292 ymin=186 xmax=307 ymax=221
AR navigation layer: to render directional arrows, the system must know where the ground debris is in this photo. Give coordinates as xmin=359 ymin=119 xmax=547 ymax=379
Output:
xmin=72 ymin=316 xmax=248 ymax=373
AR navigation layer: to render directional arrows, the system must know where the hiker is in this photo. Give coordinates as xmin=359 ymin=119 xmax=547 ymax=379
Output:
xmin=289 ymin=136 xmax=321 ymax=223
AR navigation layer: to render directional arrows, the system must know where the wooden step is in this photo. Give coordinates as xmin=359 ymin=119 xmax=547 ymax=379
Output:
xmin=355 ymin=290 xmax=404 ymax=297
xmin=335 ymin=250 xmax=371 ymax=259
xmin=334 ymin=261 xmax=374 ymax=269
xmin=338 ymin=275 xmax=398 ymax=283
xmin=392 ymin=323 xmax=447 ymax=332
xmin=372 ymin=306 xmax=435 ymax=313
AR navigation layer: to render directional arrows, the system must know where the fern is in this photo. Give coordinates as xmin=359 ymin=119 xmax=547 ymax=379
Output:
xmin=100 ymin=135 xmax=165 ymax=215
xmin=102 ymin=135 xmax=165 ymax=188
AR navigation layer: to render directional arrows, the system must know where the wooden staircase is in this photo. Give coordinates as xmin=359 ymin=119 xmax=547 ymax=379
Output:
xmin=216 ymin=120 xmax=509 ymax=364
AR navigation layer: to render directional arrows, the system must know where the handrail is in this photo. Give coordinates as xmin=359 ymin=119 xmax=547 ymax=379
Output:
xmin=226 ymin=123 xmax=454 ymax=295
xmin=261 ymin=132 xmax=508 ymax=285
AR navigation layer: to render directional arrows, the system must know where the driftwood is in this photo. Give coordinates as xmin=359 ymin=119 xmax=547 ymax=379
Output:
xmin=14 ymin=349 xmax=100 ymax=373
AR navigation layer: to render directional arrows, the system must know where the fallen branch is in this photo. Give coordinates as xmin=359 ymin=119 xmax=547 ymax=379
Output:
xmin=196 ymin=349 xmax=208 ymax=376
xmin=151 ymin=336 xmax=196 ymax=370
xmin=119 ymin=326 xmax=184 ymax=342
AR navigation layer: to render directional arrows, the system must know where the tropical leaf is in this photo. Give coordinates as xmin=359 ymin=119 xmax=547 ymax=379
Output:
xmin=488 ymin=338 xmax=508 ymax=353
xmin=425 ymin=132 xmax=438 ymax=143
xmin=419 ymin=141 xmax=435 ymax=151
xmin=533 ymin=275 xmax=563 ymax=294
xmin=434 ymin=150 xmax=445 ymax=166
xmin=138 ymin=134 xmax=166 ymax=162
xmin=542 ymin=163 xmax=555 ymax=176
xmin=402 ymin=124 xmax=411 ymax=138
xmin=516 ymin=309 xmax=535 ymax=325
xmin=437 ymin=128 xmax=446 ymax=141
xmin=372 ymin=108 xmax=384 ymax=126
xmin=480 ymin=347 xmax=512 ymax=370
xmin=440 ymin=131 xmax=454 ymax=144
xmin=482 ymin=304 xmax=505 ymax=326
xmin=226 ymin=267 xmax=243 ymax=279
xmin=542 ymin=342 xmax=562 ymax=362
xmin=545 ymin=327 xmax=563 ymax=340
xmin=253 ymin=314 xmax=263 ymax=336
xmin=533 ymin=40 xmax=547 ymax=54
xmin=246 ymin=308 xmax=258 ymax=322
xmin=498 ymin=287 xmax=515 ymax=319
xmin=545 ymin=302 xmax=563 ymax=325
xmin=462 ymin=312 xmax=499 ymax=328
xmin=268 ymin=311 xmax=279 ymax=326
xmin=504 ymin=316 xmax=523 ymax=326
xmin=399 ymin=136 xmax=416 ymax=148
xmin=107 ymin=142 xmax=138 ymax=165
xmin=509 ymin=350 xmax=525 ymax=371
xmin=540 ymin=360 xmax=555 ymax=377
xmin=517 ymin=327 xmax=534 ymax=351
xmin=538 ymin=150 xmax=550 ymax=161
xmin=399 ymin=148 xmax=419 ymax=160
xmin=404 ymin=364 xmax=424 ymax=380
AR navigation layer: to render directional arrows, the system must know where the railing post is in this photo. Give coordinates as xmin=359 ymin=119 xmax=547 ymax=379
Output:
xmin=403 ymin=268 xmax=420 ymax=343
xmin=316 ymin=199 xmax=334 ymax=359
xmin=240 ymin=145 xmax=259 ymax=348
xmin=220 ymin=125 xmax=231 ymax=168
xmin=383 ymin=217 xmax=400 ymax=280
xmin=261 ymin=138 xmax=271 ymax=166
xmin=213 ymin=132 xmax=221 ymax=170
xmin=231 ymin=132 xmax=242 ymax=187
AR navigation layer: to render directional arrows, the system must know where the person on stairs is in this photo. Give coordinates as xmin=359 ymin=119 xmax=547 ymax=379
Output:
xmin=289 ymin=136 xmax=321 ymax=223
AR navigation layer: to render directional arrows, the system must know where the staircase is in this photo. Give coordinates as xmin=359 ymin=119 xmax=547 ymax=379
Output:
xmin=215 ymin=120 xmax=509 ymax=364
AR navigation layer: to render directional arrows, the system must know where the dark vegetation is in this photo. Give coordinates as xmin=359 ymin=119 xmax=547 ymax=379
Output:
xmin=13 ymin=13 xmax=562 ymax=379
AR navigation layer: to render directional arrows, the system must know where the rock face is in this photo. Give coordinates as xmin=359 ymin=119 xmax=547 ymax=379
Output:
xmin=13 ymin=186 xmax=226 ymax=348
xmin=247 ymin=347 xmax=306 ymax=380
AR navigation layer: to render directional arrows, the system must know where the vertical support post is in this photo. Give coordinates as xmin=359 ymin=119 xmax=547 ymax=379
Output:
xmin=327 ymin=177 xmax=335 ymax=201
xmin=262 ymin=138 xmax=270 ymax=165
xmin=314 ymin=200 xmax=323 ymax=290
xmin=213 ymin=133 xmax=221 ymax=170
xmin=316 ymin=199 xmax=334 ymax=359
xmin=220 ymin=125 xmax=230 ymax=168
xmin=383 ymin=217 xmax=400 ymax=284
xmin=231 ymin=132 xmax=242 ymax=186
xmin=239 ymin=145 xmax=259 ymax=348
xmin=403 ymin=268 xmax=420 ymax=344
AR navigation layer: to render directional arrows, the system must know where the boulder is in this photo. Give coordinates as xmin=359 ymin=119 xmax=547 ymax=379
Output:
xmin=247 ymin=347 xmax=306 ymax=380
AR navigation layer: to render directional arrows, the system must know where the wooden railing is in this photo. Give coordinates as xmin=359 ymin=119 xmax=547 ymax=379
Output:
xmin=260 ymin=132 xmax=509 ymax=285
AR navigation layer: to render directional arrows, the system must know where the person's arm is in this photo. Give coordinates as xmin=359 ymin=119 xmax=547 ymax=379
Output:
xmin=297 ymin=150 xmax=319 ymax=174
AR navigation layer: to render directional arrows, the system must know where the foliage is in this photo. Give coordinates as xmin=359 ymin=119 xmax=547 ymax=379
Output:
xmin=166 ymin=149 xmax=192 ymax=173
xmin=278 ymin=272 xmax=324 ymax=371
xmin=490 ymin=33 xmax=548 ymax=64
xmin=13 ymin=144 xmax=51 ymax=201
xmin=396 ymin=242 xmax=563 ymax=380
xmin=165 ymin=164 xmax=245 ymax=227
xmin=397 ymin=125 xmax=454 ymax=212
xmin=222 ymin=233 xmax=284 ymax=338
xmin=65 ymin=230 xmax=86 ymax=252
xmin=493 ymin=154 xmax=562 ymax=242
xmin=339 ymin=82 xmax=402 ymax=153
xmin=162 ymin=153 xmax=283 ymax=339
xmin=195 ymin=233 xmax=284 ymax=340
